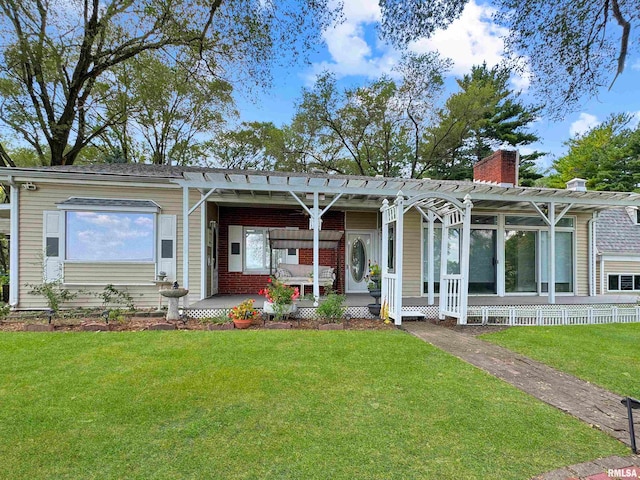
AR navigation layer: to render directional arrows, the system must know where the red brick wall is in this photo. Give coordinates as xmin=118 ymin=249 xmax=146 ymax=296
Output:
xmin=218 ymin=206 xmax=346 ymax=294
xmin=473 ymin=150 xmax=518 ymax=186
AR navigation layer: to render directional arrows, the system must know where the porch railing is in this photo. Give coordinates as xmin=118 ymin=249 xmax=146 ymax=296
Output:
xmin=383 ymin=273 xmax=398 ymax=320
xmin=440 ymin=274 xmax=462 ymax=318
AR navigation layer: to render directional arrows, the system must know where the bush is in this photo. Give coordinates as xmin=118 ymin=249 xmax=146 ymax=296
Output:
xmin=26 ymin=280 xmax=78 ymax=312
xmin=96 ymin=284 xmax=135 ymax=311
xmin=316 ymin=293 xmax=346 ymax=323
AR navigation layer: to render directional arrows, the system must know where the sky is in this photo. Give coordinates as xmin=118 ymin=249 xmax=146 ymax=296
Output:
xmin=235 ymin=0 xmax=640 ymax=173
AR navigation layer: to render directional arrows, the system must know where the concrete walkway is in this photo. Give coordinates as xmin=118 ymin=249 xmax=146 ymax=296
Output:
xmin=403 ymin=322 xmax=639 ymax=480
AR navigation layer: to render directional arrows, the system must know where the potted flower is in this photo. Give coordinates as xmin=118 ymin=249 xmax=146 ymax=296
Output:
xmin=229 ymin=299 xmax=259 ymax=329
xmin=259 ymin=277 xmax=299 ymax=323
xmin=367 ymin=263 xmax=382 ymax=317
xmin=368 ymin=263 xmax=381 ymax=287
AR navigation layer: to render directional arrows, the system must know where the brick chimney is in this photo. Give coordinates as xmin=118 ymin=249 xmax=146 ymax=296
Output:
xmin=473 ymin=150 xmax=519 ymax=187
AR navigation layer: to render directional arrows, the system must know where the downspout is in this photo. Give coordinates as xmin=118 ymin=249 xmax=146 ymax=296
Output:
xmin=8 ymin=176 xmax=18 ymax=307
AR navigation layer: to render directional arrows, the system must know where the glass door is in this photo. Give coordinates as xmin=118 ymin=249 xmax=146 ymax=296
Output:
xmin=469 ymin=229 xmax=497 ymax=294
xmin=504 ymin=230 xmax=537 ymax=293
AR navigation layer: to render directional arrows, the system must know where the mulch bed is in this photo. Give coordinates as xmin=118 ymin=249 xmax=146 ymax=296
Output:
xmin=0 ymin=316 xmax=395 ymax=332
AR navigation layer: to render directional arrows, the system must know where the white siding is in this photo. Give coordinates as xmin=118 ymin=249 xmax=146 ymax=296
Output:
xmin=17 ymin=182 xmax=201 ymax=310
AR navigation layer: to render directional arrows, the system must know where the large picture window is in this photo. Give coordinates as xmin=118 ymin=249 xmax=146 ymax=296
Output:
xmin=66 ymin=211 xmax=155 ymax=262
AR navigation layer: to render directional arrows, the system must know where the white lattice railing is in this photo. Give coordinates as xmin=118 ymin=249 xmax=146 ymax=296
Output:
xmin=383 ymin=274 xmax=398 ymax=319
xmin=467 ymin=305 xmax=640 ymax=326
xmin=440 ymin=274 xmax=462 ymax=318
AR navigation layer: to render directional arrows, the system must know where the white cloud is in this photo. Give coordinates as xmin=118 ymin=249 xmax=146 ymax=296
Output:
xmin=308 ymin=0 xmax=399 ymax=80
xmin=569 ymin=113 xmax=599 ymax=137
xmin=408 ymin=0 xmax=529 ymax=90
xmin=311 ymin=0 xmax=530 ymax=91
xmin=632 ymin=59 xmax=640 ymax=71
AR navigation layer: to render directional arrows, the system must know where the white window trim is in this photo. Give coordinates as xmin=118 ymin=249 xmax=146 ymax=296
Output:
xmin=56 ymin=197 xmax=161 ymax=213
xmin=607 ymin=273 xmax=640 ymax=292
xmin=243 ymin=227 xmax=271 ymax=274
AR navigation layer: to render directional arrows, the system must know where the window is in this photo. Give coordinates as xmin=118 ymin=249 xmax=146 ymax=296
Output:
xmin=244 ymin=228 xmax=269 ymax=271
xmin=66 ymin=211 xmax=155 ymax=262
xmin=608 ymin=274 xmax=640 ymax=292
xmin=243 ymin=227 xmax=291 ymax=272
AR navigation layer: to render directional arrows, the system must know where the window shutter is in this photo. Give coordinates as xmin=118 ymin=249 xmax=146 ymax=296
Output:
xmin=43 ymin=210 xmax=64 ymax=282
xmin=157 ymin=214 xmax=177 ymax=281
xmin=228 ymin=225 xmax=243 ymax=272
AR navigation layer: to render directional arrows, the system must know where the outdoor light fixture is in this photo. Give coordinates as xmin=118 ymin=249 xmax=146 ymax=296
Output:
xmin=621 ymin=396 xmax=640 ymax=454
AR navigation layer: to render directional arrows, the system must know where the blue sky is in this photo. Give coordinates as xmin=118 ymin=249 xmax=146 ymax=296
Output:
xmin=235 ymin=0 xmax=640 ymax=174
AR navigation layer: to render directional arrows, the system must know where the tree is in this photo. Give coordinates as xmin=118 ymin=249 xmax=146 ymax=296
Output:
xmin=105 ymin=52 xmax=233 ymax=165
xmin=0 ymin=0 xmax=336 ymax=166
xmin=211 ymin=121 xmax=286 ymax=170
xmin=289 ymin=53 xmax=449 ymax=177
xmin=379 ymin=0 xmax=637 ymax=118
xmin=550 ymin=113 xmax=640 ymax=192
xmin=422 ymin=64 xmax=543 ymax=181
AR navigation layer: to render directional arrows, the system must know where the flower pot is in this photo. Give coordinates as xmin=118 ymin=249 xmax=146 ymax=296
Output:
xmin=263 ymin=301 xmax=297 ymax=317
xmin=368 ymin=289 xmax=381 ymax=299
xmin=367 ymin=303 xmax=381 ymax=317
xmin=233 ymin=318 xmax=253 ymax=329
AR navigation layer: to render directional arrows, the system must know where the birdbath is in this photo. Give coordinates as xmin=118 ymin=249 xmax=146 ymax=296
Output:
xmin=159 ymin=288 xmax=189 ymax=321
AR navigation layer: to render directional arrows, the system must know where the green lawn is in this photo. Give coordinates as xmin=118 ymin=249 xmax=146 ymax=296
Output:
xmin=482 ymin=323 xmax=640 ymax=399
xmin=0 ymin=331 xmax=627 ymax=479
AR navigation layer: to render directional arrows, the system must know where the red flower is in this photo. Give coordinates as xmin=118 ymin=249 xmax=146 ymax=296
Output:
xmin=267 ymin=277 xmax=272 ymax=283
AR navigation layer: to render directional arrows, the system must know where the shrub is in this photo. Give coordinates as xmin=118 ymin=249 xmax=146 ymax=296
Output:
xmin=26 ymin=279 xmax=78 ymax=313
xmin=96 ymin=284 xmax=135 ymax=311
xmin=316 ymin=293 xmax=346 ymax=323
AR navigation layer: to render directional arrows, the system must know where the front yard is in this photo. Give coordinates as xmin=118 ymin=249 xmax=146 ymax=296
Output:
xmin=481 ymin=323 xmax=640 ymax=399
xmin=0 ymin=330 xmax=627 ymax=479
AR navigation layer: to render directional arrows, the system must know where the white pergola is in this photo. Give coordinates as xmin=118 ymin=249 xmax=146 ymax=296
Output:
xmin=381 ymin=192 xmax=473 ymax=325
xmin=168 ymin=169 xmax=640 ymax=311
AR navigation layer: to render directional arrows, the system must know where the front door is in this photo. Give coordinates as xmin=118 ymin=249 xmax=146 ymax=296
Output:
xmin=346 ymin=232 xmax=375 ymax=292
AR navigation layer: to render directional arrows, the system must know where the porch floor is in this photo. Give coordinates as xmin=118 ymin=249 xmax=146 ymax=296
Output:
xmin=188 ymin=293 xmax=638 ymax=309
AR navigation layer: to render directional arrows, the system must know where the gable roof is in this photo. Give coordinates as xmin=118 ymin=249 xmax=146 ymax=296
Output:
xmin=596 ymin=208 xmax=640 ymax=255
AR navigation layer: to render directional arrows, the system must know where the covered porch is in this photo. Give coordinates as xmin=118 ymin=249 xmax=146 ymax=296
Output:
xmin=175 ymin=165 xmax=640 ymax=326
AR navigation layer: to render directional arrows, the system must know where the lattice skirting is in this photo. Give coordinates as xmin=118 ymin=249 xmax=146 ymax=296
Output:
xmin=466 ymin=304 xmax=640 ymax=326
xmin=184 ymin=303 xmax=640 ymax=326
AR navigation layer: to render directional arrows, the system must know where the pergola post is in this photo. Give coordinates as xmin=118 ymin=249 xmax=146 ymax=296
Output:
xmin=394 ymin=193 xmax=404 ymax=326
xmin=380 ymin=199 xmax=389 ymax=308
xmin=438 ymin=215 xmax=448 ymax=320
xmin=427 ymin=210 xmax=436 ymax=305
xmin=458 ymin=196 xmax=474 ymax=324
xmin=312 ymin=192 xmax=320 ymax=306
xmin=182 ymin=185 xmax=190 ymax=306
xmin=548 ymin=201 xmax=556 ymax=304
